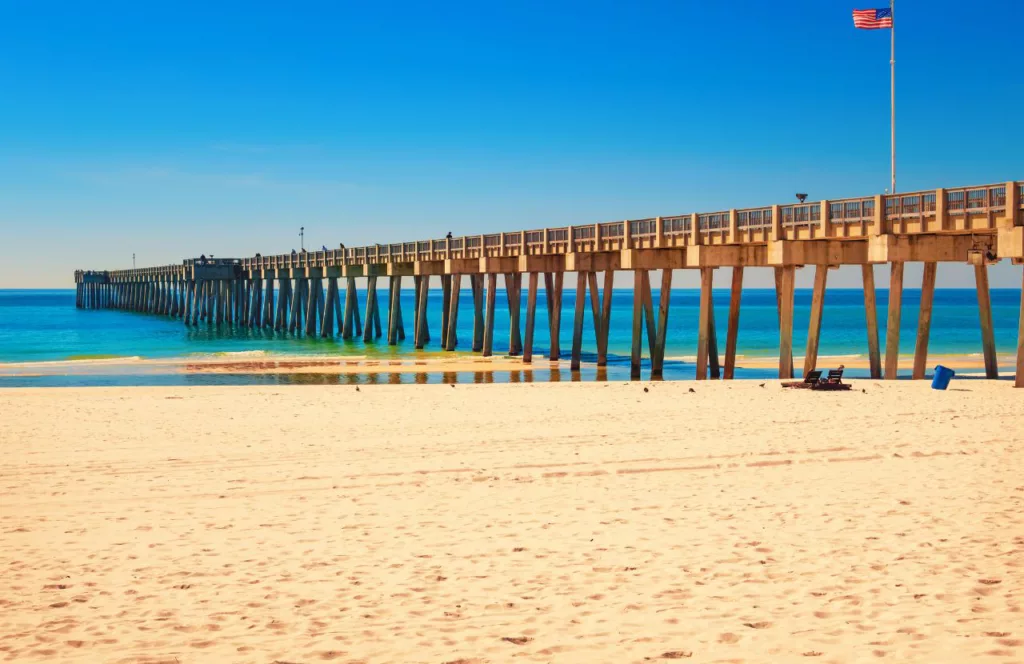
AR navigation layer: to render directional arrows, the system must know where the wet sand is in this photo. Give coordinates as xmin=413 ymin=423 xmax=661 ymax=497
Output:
xmin=0 ymin=351 xmax=1013 ymax=378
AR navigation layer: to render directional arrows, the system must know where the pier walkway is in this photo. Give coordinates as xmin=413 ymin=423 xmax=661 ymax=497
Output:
xmin=75 ymin=180 xmax=1024 ymax=386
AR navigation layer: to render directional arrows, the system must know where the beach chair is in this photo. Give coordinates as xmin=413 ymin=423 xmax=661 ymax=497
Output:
xmin=811 ymin=366 xmax=851 ymax=391
xmin=782 ymin=370 xmax=822 ymax=389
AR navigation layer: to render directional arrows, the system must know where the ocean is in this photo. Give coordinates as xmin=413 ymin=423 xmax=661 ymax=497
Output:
xmin=0 ymin=288 xmax=1019 ymax=386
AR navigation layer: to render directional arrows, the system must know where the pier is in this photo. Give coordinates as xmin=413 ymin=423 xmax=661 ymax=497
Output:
xmin=75 ymin=180 xmax=1024 ymax=386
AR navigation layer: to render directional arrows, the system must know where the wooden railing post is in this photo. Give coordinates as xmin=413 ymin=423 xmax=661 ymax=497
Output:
xmin=819 ymin=200 xmax=830 ymax=238
xmin=622 ymin=220 xmax=632 ymax=250
xmin=1006 ymin=181 xmax=1020 ymax=227
xmin=690 ymin=213 xmax=701 ymax=245
xmin=770 ymin=205 xmax=781 ymax=241
xmin=872 ymin=194 xmax=886 ymax=235
xmin=728 ymin=209 xmax=738 ymax=244
xmin=543 ymin=228 xmax=550 ymax=253
xmin=594 ymin=223 xmax=602 ymax=250
xmin=655 ymin=216 xmax=664 ymax=248
xmin=935 ymin=188 xmax=948 ymax=230
xmin=567 ymin=226 xmax=574 ymax=253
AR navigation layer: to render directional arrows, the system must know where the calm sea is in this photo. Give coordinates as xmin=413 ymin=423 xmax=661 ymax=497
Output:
xmin=0 ymin=288 xmax=1019 ymax=386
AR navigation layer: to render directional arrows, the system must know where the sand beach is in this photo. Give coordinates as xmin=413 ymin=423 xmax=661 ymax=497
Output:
xmin=1 ymin=380 xmax=1021 ymax=663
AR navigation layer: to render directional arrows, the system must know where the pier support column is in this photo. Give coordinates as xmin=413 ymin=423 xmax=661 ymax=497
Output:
xmin=597 ymin=270 xmax=614 ymax=366
xmin=774 ymin=267 xmax=795 ymax=379
xmin=724 ymin=266 xmax=744 ymax=379
xmin=440 ymin=275 xmax=452 ymax=349
xmin=483 ymin=273 xmax=497 ymax=357
xmin=974 ymin=264 xmax=998 ymax=379
xmin=264 ymin=275 xmax=275 ymax=329
xmin=471 ymin=275 xmax=484 ymax=352
xmin=641 ymin=271 xmax=657 ymax=363
xmin=341 ymin=277 xmax=359 ymax=339
xmin=183 ymin=282 xmax=193 ymax=326
xmin=445 ymin=274 xmax=461 ymax=351
xmin=321 ymin=277 xmax=338 ymax=337
xmin=912 ymin=262 xmax=938 ymax=379
xmin=507 ymin=273 xmax=523 ymax=355
xmin=275 ymin=278 xmax=290 ymax=331
xmin=862 ymin=265 xmax=882 ymax=379
xmin=1016 ymin=266 xmax=1024 ymax=388
xmin=708 ymin=286 xmax=720 ymax=379
xmin=251 ymin=278 xmax=263 ymax=328
xmin=571 ymin=271 xmax=588 ymax=371
xmin=651 ymin=269 xmax=673 ymax=378
xmin=296 ymin=278 xmax=309 ymax=334
xmin=885 ymin=262 xmax=905 ymax=380
xmin=545 ymin=272 xmax=563 ymax=360
xmin=523 ymin=272 xmax=539 ymax=363
xmin=415 ymin=275 xmax=430 ymax=349
xmin=287 ymin=278 xmax=301 ymax=334
xmin=387 ymin=276 xmax=404 ymax=345
xmin=803 ymin=265 xmax=828 ymax=377
xmin=306 ymin=277 xmax=323 ymax=337
xmin=697 ymin=267 xmax=715 ymax=380
xmin=630 ymin=270 xmax=645 ymax=379
xmin=363 ymin=276 xmax=380 ymax=342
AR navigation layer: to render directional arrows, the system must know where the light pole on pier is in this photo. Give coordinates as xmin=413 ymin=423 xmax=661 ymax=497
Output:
xmin=300 ymin=226 xmax=305 ymax=251
xmin=133 ymin=253 xmax=136 ymax=268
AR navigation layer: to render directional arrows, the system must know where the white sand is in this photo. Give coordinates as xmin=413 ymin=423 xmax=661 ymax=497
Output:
xmin=1 ymin=381 xmax=1022 ymax=663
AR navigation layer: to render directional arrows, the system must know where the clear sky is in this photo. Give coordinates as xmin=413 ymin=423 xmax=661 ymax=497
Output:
xmin=0 ymin=0 xmax=1021 ymax=289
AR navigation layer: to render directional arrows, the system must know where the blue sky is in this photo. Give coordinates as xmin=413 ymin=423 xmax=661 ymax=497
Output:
xmin=0 ymin=0 xmax=1021 ymax=288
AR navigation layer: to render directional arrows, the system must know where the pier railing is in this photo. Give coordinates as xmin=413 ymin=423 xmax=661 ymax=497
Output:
xmin=75 ymin=180 xmax=1021 ymax=282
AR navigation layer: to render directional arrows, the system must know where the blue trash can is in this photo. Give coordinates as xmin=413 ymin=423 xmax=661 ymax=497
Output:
xmin=931 ymin=365 xmax=955 ymax=390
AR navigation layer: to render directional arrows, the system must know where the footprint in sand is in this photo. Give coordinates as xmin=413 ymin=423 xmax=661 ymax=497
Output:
xmin=502 ymin=636 xmax=532 ymax=645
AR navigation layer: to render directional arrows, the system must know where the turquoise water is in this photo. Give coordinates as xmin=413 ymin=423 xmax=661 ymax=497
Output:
xmin=0 ymin=288 xmax=1019 ymax=385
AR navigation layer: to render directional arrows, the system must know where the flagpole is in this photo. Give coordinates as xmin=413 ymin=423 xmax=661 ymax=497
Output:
xmin=890 ymin=0 xmax=896 ymax=194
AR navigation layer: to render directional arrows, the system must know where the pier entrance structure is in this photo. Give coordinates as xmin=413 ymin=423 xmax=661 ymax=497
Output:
xmin=75 ymin=180 xmax=1024 ymax=386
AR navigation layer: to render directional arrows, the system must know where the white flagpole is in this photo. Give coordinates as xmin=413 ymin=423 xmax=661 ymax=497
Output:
xmin=890 ymin=0 xmax=896 ymax=194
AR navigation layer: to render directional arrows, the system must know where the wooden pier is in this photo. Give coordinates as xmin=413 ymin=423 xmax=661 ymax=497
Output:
xmin=75 ymin=180 xmax=1024 ymax=385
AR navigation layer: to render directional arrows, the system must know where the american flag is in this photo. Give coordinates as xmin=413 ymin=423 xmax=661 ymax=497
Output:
xmin=853 ymin=7 xmax=893 ymax=29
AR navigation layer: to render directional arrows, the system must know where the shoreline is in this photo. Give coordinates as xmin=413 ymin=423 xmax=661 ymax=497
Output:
xmin=0 ymin=350 xmax=1016 ymax=377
